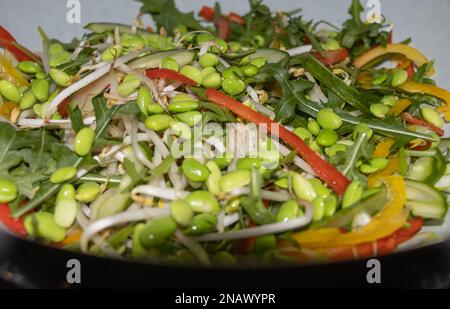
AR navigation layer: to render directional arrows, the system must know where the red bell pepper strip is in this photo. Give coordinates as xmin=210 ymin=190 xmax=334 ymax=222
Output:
xmin=205 ymin=89 xmax=351 ymax=195
xmin=145 ymin=68 xmax=197 ymax=86
xmin=199 ymin=5 xmax=215 ymax=21
xmin=0 ymin=26 xmax=39 ymax=62
xmin=57 ymin=98 xmax=71 ymax=119
xmin=227 ymin=12 xmax=245 ymax=25
xmin=215 ymin=16 xmax=230 ymax=41
xmin=403 ymin=112 xmax=444 ymax=136
xmin=312 ymin=48 xmax=350 ymax=66
xmin=406 ymin=63 xmax=415 ymax=80
xmin=0 ymin=203 xmax=27 ymax=236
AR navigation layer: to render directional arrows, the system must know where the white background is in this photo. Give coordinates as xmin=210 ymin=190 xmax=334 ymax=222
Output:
xmin=1 ymin=0 xmax=450 ymax=88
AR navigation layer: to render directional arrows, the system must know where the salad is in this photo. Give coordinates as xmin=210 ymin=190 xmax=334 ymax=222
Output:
xmin=0 ymin=0 xmax=449 ymax=267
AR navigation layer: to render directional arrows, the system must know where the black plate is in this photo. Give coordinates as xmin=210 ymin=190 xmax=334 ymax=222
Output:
xmin=1 ymin=228 xmax=450 ymax=289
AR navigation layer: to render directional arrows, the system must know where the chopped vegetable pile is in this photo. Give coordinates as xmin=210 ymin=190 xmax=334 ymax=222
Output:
xmin=0 ymin=0 xmax=449 ymax=267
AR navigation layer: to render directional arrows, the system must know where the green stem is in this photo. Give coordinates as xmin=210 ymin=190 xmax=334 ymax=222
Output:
xmin=342 ymin=132 xmax=367 ymax=176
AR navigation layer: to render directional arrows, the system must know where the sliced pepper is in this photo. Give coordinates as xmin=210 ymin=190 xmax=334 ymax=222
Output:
xmin=145 ymin=68 xmax=196 ymax=86
xmin=367 ymin=157 xmax=399 ymax=188
xmin=0 ymin=26 xmax=39 ymax=62
xmin=0 ymin=54 xmax=29 ymax=87
xmin=402 ymin=112 xmax=444 ymax=136
xmin=353 ymin=44 xmax=435 ymax=76
xmin=0 ymin=203 xmax=27 ymax=236
xmin=389 ymin=98 xmax=411 ymax=117
xmin=372 ymin=138 xmax=395 ymax=158
xmin=293 ymin=176 xmax=408 ymax=248
xmin=313 ymin=48 xmax=350 ymax=66
xmin=227 ymin=12 xmax=245 ymax=25
xmin=205 ymin=89 xmax=351 ymax=195
xmin=199 ymin=5 xmax=215 ymax=21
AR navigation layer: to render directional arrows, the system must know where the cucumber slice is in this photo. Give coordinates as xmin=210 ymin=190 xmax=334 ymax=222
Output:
xmin=128 ymin=50 xmax=197 ymax=69
xmin=249 ymin=48 xmax=289 ymax=64
xmin=405 ymin=180 xmax=448 ymax=219
xmin=435 ymin=163 xmax=450 ymax=193
xmin=406 ymin=150 xmax=446 ymax=185
xmin=85 ymin=23 xmax=146 ymax=34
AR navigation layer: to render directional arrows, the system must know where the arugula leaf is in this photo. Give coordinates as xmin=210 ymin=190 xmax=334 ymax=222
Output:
xmin=117 ymin=101 xmax=140 ymax=115
xmin=51 ymin=144 xmax=79 ymax=168
xmin=123 ymin=158 xmax=145 ymax=185
xmin=151 ymin=154 xmax=175 ymax=177
xmin=92 ymin=94 xmax=120 ymax=138
xmin=69 ymin=107 xmax=86 ymax=133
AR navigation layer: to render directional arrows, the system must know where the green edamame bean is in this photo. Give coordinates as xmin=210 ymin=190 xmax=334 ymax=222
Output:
xmin=323 ymin=195 xmax=337 ymax=217
xmin=18 ymin=61 xmax=41 ymax=74
xmin=222 ymin=67 xmax=244 ymax=80
xmin=101 ymin=45 xmax=123 ymax=62
xmin=250 ymin=56 xmax=267 ymax=68
xmin=0 ymin=178 xmax=17 ymax=203
xmin=323 ymin=39 xmax=340 ymax=51
xmin=199 ymin=53 xmax=219 ymax=68
xmin=168 ymin=95 xmax=199 ymax=113
xmin=50 ymin=166 xmax=77 ymax=184
xmin=180 ymin=65 xmax=202 ymax=85
xmin=74 ymin=127 xmax=95 ymax=156
xmin=139 ymin=217 xmax=177 ymax=247
xmin=0 ymin=80 xmax=21 ymax=103
xmin=24 ymin=212 xmax=66 ymax=242
xmin=372 ymin=71 xmax=388 ymax=85
xmin=206 ymin=160 xmax=221 ymax=196
xmin=49 ymin=51 xmax=70 ymax=68
xmin=236 ymin=158 xmax=261 ymax=171
xmin=49 ymin=68 xmax=72 ymax=87
xmin=360 ymin=164 xmax=378 ymax=174
xmin=254 ymin=235 xmax=276 ymax=255
xmin=391 ymin=69 xmax=408 ymax=87
xmin=307 ymin=118 xmax=321 ymax=136
xmin=131 ymin=223 xmax=147 ymax=260
xmin=294 ymin=127 xmax=313 ymax=142
xmin=120 ymin=34 xmax=145 ymax=51
xmin=137 ymin=86 xmax=152 ymax=116
xmin=54 ymin=199 xmax=77 ymax=228
xmin=161 ymin=57 xmax=179 ymax=71
xmin=370 ymin=103 xmax=390 ymax=118
xmin=381 ymin=95 xmax=398 ymax=107
xmin=183 ymin=213 xmax=217 ymax=235
xmin=352 ymin=123 xmax=373 ymax=140
xmin=170 ymin=199 xmax=194 ymax=226
xmin=212 ymin=251 xmax=237 ymax=267
xmin=117 ymin=74 xmax=141 ymax=97
xmin=292 ymin=173 xmax=316 ymax=202
xmin=219 ymin=170 xmax=251 ymax=193
xmin=222 ymin=78 xmax=245 ymax=96
xmin=196 ymin=33 xmax=214 ymax=44
xmin=277 ymin=200 xmax=300 ymax=222
xmin=241 ymin=64 xmax=259 ymax=77
xmin=316 ymin=129 xmax=338 ymax=147
xmin=421 ymin=106 xmax=443 ymax=128
xmin=185 ymin=190 xmax=220 ymax=214
xmin=182 ymin=158 xmax=210 ymax=182
xmin=309 ymin=178 xmax=330 ymax=197
xmin=201 ymin=67 xmax=217 ymax=79
xmin=144 ymin=114 xmax=174 ymax=131
xmin=175 ymin=111 xmax=202 ymax=127
xmin=148 ymin=103 xmax=165 ymax=114
xmin=309 ymin=140 xmax=323 ymax=154
xmin=31 ymin=79 xmax=50 ymax=102
xmin=312 ymin=196 xmax=326 ymax=222
xmin=213 ymin=39 xmax=228 ymax=54
xmin=370 ymin=157 xmax=389 ymax=170
xmin=75 ymin=182 xmax=101 ymax=203
xmin=171 ymin=121 xmax=192 ymax=139
xmin=317 ymin=109 xmax=342 ymax=130
xmin=274 ymin=177 xmax=289 ymax=189
xmin=214 ymin=156 xmax=233 ymax=169
xmin=19 ymin=91 xmax=37 ymax=110
xmin=342 ymin=180 xmax=363 ymax=208
xmin=56 ymin=184 xmax=75 ymax=202
xmin=325 ymin=143 xmax=348 ymax=157
xmin=202 ymin=72 xmax=222 ymax=89
xmin=228 ymin=41 xmax=242 ymax=52
xmin=35 ymin=71 xmax=47 ymax=80
xmin=49 ymin=43 xmax=64 ymax=55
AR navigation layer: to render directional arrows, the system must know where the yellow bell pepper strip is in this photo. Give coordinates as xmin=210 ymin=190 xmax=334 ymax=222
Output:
xmin=389 ymin=98 xmax=412 ymax=117
xmin=0 ymin=54 xmax=29 ymax=87
xmin=353 ymin=44 xmax=435 ymax=76
xmin=372 ymin=138 xmax=395 ymax=158
xmin=0 ymin=101 xmax=17 ymax=119
xmin=398 ymin=81 xmax=450 ymax=121
xmin=367 ymin=157 xmax=399 ymax=188
xmin=293 ymin=176 xmax=408 ymax=249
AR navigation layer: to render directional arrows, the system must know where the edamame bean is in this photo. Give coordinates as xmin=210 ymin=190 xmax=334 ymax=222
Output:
xmin=381 ymin=95 xmax=398 ymax=107
xmin=139 ymin=217 xmax=177 ymax=247
xmin=170 ymin=121 xmax=192 ymax=139
xmin=183 ymin=213 xmax=217 ymax=235
xmin=211 ymin=38 xmax=228 ymax=54
xmin=75 ymin=182 xmax=101 ymax=203
xmin=370 ymin=157 xmax=389 ymax=170
xmin=308 ymin=140 xmax=323 ymax=154
xmin=250 ymin=57 xmax=267 ymax=68
xmin=180 ymin=65 xmax=202 ymax=85
xmin=182 ymin=158 xmax=210 ymax=182
xmin=148 ymin=103 xmax=165 ymax=114
xmin=274 ymin=177 xmax=289 ymax=189
xmin=18 ymin=61 xmax=41 ymax=74
xmin=214 ymin=156 xmax=233 ymax=169
xmin=292 ymin=173 xmax=316 ymax=202
xmin=360 ymin=164 xmax=378 ymax=174
xmin=54 ymin=199 xmax=77 ymax=228
xmin=19 ymin=91 xmax=37 ymax=110
xmin=137 ymin=86 xmax=152 ymax=116
xmin=0 ymin=80 xmax=21 ymax=103
xmin=199 ymin=53 xmax=219 ymax=68
xmin=49 ymin=43 xmax=64 ymax=55
xmin=56 ymin=184 xmax=75 ymax=202
xmin=323 ymin=195 xmax=337 ymax=217
xmin=241 ymin=64 xmax=259 ymax=77
xmin=196 ymin=33 xmax=214 ymax=44
xmin=212 ymin=251 xmax=237 ymax=267
xmin=323 ymin=38 xmax=340 ymax=51
xmin=370 ymin=103 xmax=390 ymax=118
xmin=185 ymin=190 xmax=221 ymax=214
xmin=49 ymin=51 xmax=70 ymax=68
xmin=101 ymin=45 xmax=123 ymax=62
xmin=201 ymin=67 xmax=217 ymax=79
xmin=50 ymin=166 xmax=77 ymax=184
xmin=120 ymin=34 xmax=145 ymax=51
xmin=421 ymin=106 xmax=443 ymax=128
xmin=168 ymin=94 xmax=199 ymax=113
xmin=35 ymin=71 xmax=47 ymax=80
xmin=144 ymin=114 xmax=174 ymax=131
xmin=49 ymin=68 xmax=72 ymax=87
xmin=317 ymin=109 xmax=342 ymax=130
xmin=325 ymin=143 xmax=347 ymax=157
xmin=24 ymin=212 xmax=66 ymax=242
xmin=307 ymin=118 xmax=321 ymax=136
xmin=277 ymin=200 xmax=300 ymax=222
xmin=74 ymin=127 xmax=95 ymax=156
xmin=236 ymin=158 xmax=261 ymax=170
xmin=222 ymin=78 xmax=245 ymax=96
xmin=206 ymin=160 xmax=221 ymax=196
xmin=175 ymin=111 xmax=202 ymax=127
xmin=391 ymin=69 xmax=408 ymax=87
xmin=309 ymin=178 xmax=330 ymax=197
xmin=222 ymin=67 xmax=244 ymax=80
xmin=170 ymin=199 xmax=194 ymax=226
xmin=117 ymin=74 xmax=141 ymax=97
xmin=312 ymin=196 xmax=326 ymax=222
xmin=228 ymin=41 xmax=242 ymax=52
xmin=31 ymin=79 xmax=50 ymax=102
xmin=294 ymin=127 xmax=313 ymax=142
xmin=352 ymin=123 xmax=373 ymax=140
xmin=202 ymin=72 xmax=222 ymax=89
xmin=372 ymin=71 xmax=388 ymax=85
xmin=131 ymin=223 xmax=147 ymax=259
xmin=161 ymin=57 xmax=179 ymax=71
xmin=316 ymin=129 xmax=338 ymax=147
xmin=219 ymin=170 xmax=251 ymax=192
xmin=342 ymin=180 xmax=363 ymax=208
xmin=254 ymin=235 xmax=276 ymax=255
xmin=0 ymin=178 xmax=17 ymax=203
xmin=252 ymin=35 xmax=266 ymax=48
